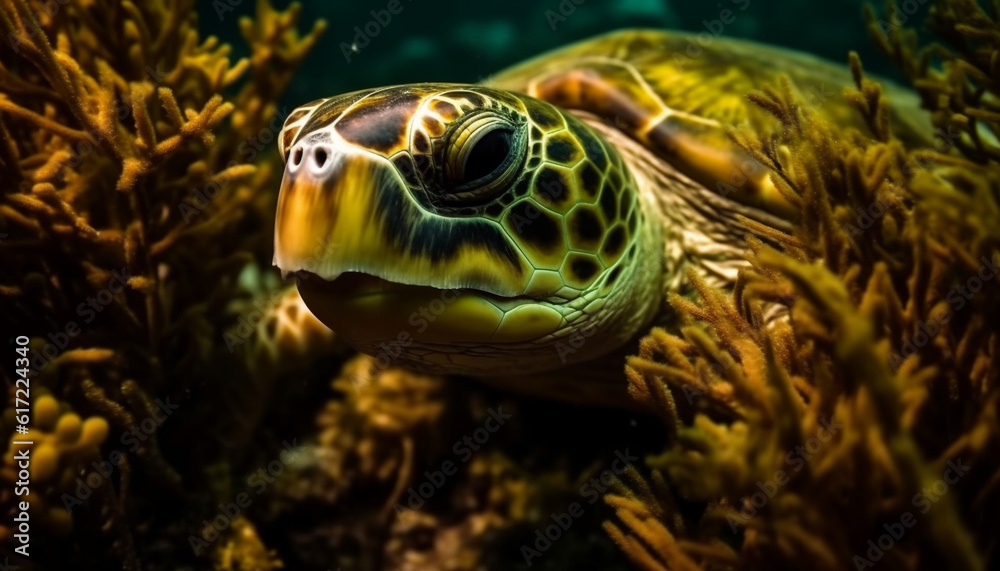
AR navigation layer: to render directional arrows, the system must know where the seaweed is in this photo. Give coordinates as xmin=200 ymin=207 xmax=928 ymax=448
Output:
xmin=607 ymin=2 xmax=1000 ymax=569
xmin=3 ymin=0 xmax=999 ymax=569
xmin=0 ymin=0 xmax=325 ymax=568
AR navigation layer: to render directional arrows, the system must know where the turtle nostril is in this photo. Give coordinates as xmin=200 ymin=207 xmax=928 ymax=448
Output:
xmin=314 ymin=147 xmax=329 ymax=169
xmin=294 ymin=143 xmax=334 ymax=175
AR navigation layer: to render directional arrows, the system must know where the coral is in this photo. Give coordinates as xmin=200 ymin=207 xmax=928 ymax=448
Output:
xmin=262 ymin=356 xmax=613 ymax=570
xmin=382 ymin=450 xmax=578 ymax=571
xmin=0 ymin=0 xmax=324 ymax=567
xmin=316 ymin=354 xmax=449 ymax=512
xmin=0 ymin=394 xmax=107 ymax=540
xmin=605 ymin=6 xmax=1000 ymax=570
xmin=261 ymin=355 xmax=449 ymax=569
xmin=866 ymin=0 xmax=1000 ymax=163
xmin=5 ymin=0 xmax=997 ymax=569
xmin=212 ymin=516 xmax=283 ymax=571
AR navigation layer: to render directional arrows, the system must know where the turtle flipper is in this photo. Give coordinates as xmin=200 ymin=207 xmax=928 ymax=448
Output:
xmin=237 ymin=285 xmax=339 ymax=375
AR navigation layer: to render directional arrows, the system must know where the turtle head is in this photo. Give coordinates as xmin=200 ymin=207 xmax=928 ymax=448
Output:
xmin=274 ymin=84 xmax=661 ymax=375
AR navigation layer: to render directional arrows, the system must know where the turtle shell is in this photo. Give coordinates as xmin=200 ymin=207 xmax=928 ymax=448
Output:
xmin=484 ymin=29 xmax=933 ymax=219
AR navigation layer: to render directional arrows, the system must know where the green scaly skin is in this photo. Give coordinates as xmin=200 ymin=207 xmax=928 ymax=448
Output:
xmin=271 ymin=84 xmax=662 ymax=380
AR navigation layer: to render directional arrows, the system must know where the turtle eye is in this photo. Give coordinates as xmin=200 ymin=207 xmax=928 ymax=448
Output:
xmin=440 ymin=113 xmax=524 ymax=205
xmin=461 ymin=125 xmax=512 ymax=181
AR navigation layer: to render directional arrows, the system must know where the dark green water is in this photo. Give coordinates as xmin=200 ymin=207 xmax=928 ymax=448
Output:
xmin=203 ymin=0 xmax=930 ymax=109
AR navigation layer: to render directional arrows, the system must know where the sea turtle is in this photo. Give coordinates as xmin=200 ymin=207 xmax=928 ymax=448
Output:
xmin=268 ymin=30 xmax=931 ymax=406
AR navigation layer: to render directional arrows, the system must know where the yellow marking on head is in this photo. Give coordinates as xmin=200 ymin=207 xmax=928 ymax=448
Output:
xmin=274 ymin=144 xmax=536 ymax=297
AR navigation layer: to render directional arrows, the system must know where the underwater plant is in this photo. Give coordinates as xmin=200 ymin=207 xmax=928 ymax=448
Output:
xmin=604 ymin=2 xmax=1000 ymax=570
xmin=1 ymin=0 xmax=998 ymax=569
xmin=0 ymin=0 xmax=326 ymax=567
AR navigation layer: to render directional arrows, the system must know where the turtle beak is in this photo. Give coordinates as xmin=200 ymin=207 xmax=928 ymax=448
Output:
xmin=273 ymin=135 xmax=393 ymax=279
xmin=272 ymin=134 xmax=548 ymax=346
xmin=272 ymin=132 xmax=532 ymax=296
